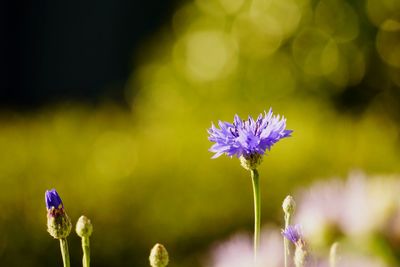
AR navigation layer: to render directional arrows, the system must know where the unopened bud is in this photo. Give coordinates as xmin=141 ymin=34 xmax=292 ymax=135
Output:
xmin=282 ymin=195 xmax=296 ymax=215
xmin=76 ymin=215 xmax=93 ymax=238
xmin=294 ymin=241 xmax=308 ymax=267
xmin=149 ymin=243 xmax=169 ymax=267
xmin=45 ymin=189 xmax=72 ymax=239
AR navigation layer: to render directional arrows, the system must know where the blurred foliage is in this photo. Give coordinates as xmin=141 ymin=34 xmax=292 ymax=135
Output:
xmin=1 ymin=0 xmax=400 ymax=266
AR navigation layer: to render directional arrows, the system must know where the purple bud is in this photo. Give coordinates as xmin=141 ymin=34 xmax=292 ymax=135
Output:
xmin=45 ymin=189 xmax=71 ymax=239
xmin=45 ymin=189 xmax=63 ymax=210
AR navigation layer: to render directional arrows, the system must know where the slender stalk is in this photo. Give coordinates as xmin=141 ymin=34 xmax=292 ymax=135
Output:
xmin=81 ymin=236 xmax=91 ymax=267
xmin=59 ymin=238 xmax=70 ymax=267
xmin=330 ymin=242 xmax=339 ymax=267
xmin=250 ymin=169 xmax=261 ymax=264
xmin=284 ymin=213 xmax=292 ymax=267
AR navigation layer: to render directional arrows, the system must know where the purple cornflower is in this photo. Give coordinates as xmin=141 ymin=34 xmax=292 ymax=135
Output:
xmin=281 ymin=224 xmax=303 ymax=245
xmin=208 ymin=108 xmax=292 ymax=159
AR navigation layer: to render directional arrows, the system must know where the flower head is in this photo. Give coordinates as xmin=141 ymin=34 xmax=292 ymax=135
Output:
xmin=282 ymin=195 xmax=296 ymax=216
xmin=208 ymin=109 xmax=292 ymax=162
xmin=282 ymin=224 xmax=303 ymax=245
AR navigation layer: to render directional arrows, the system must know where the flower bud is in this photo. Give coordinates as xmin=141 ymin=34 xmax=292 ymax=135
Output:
xmin=76 ymin=215 xmax=93 ymax=238
xmin=294 ymin=241 xmax=308 ymax=267
xmin=149 ymin=243 xmax=169 ymax=267
xmin=240 ymin=154 xmax=263 ymax=171
xmin=45 ymin=189 xmax=72 ymax=239
xmin=282 ymin=195 xmax=296 ymax=216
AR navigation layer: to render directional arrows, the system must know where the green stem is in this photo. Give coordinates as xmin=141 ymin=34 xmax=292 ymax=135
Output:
xmin=81 ymin=236 xmax=91 ymax=267
xmin=59 ymin=238 xmax=70 ymax=267
xmin=284 ymin=213 xmax=291 ymax=267
xmin=251 ymin=169 xmax=261 ymax=264
xmin=329 ymin=242 xmax=338 ymax=267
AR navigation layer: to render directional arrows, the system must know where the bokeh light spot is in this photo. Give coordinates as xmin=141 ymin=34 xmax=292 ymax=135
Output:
xmin=245 ymin=52 xmax=296 ymax=98
xmin=179 ymin=30 xmax=237 ymax=81
xmin=376 ymin=26 xmax=400 ymax=68
xmin=381 ymin=19 xmax=400 ymax=31
xmin=366 ymin=0 xmax=400 ymax=28
xmin=315 ymin=0 xmax=359 ymax=42
xmin=325 ymin=43 xmax=366 ymax=88
xmin=195 ymin=0 xmax=226 ymax=17
xmin=292 ymin=28 xmax=336 ymax=76
xmin=250 ymin=0 xmax=302 ymax=39
xmin=320 ymin=39 xmax=339 ymax=75
xmin=232 ymin=13 xmax=283 ymax=58
xmin=389 ymin=65 xmax=400 ymax=87
xmin=218 ymin=0 xmax=245 ymax=15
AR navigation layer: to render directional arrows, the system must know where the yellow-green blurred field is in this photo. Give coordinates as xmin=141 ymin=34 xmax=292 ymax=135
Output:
xmin=1 ymin=0 xmax=400 ymax=266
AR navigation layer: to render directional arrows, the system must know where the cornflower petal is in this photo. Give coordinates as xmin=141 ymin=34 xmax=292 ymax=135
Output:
xmin=45 ymin=189 xmax=63 ymax=210
xmin=281 ymin=224 xmax=303 ymax=245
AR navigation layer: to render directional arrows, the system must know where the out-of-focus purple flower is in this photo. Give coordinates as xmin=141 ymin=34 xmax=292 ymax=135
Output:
xmin=208 ymin=108 xmax=292 ymax=159
xmin=45 ymin=189 xmax=63 ymax=210
xmin=282 ymin=224 xmax=303 ymax=245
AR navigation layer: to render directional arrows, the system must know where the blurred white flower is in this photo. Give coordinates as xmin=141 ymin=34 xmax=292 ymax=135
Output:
xmin=333 ymin=254 xmax=387 ymax=267
xmin=205 ymin=226 xmax=284 ymax=267
xmin=204 ymin=225 xmax=388 ymax=267
xmin=315 ymin=254 xmax=387 ymax=267
xmin=295 ymin=171 xmax=400 ymax=243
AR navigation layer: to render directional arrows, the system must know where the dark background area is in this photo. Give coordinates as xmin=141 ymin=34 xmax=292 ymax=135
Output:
xmin=0 ymin=0 xmax=179 ymax=109
xmin=1 ymin=0 xmax=399 ymax=119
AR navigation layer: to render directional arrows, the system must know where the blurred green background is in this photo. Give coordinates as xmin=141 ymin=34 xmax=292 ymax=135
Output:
xmin=1 ymin=0 xmax=400 ymax=266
